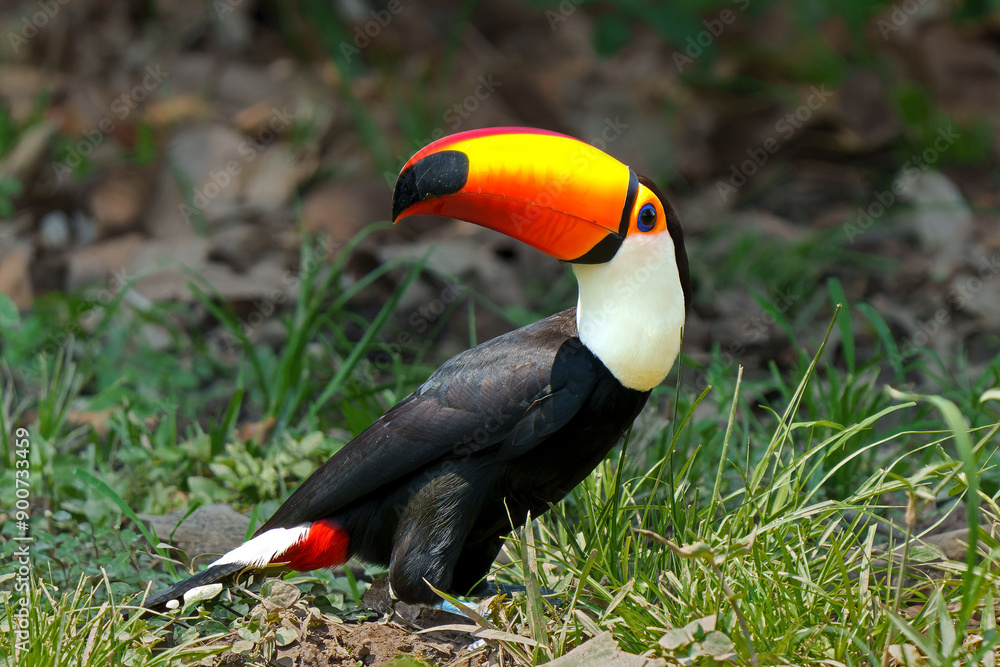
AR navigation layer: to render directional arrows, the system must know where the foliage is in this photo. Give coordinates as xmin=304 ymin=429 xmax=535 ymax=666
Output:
xmin=3 ymin=225 xmax=999 ymax=664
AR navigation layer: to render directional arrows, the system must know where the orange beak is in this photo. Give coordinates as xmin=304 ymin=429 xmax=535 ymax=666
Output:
xmin=391 ymin=127 xmax=639 ymax=264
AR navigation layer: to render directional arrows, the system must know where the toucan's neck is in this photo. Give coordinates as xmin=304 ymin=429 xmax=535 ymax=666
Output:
xmin=572 ymin=234 xmax=685 ymax=392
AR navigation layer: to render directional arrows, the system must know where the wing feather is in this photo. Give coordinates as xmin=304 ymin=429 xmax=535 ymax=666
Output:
xmin=257 ymin=309 xmax=598 ymax=533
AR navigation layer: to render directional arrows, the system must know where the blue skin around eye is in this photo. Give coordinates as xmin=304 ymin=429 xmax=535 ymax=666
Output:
xmin=637 ymin=204 xmax=656 ymax=232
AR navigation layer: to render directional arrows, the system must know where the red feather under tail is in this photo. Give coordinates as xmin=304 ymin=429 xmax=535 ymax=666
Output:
xmin=277 ymin=519 xmax=350 ymax=571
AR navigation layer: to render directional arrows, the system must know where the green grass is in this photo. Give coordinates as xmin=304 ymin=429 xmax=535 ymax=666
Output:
xmin=486 ymin=326 xmax=1000 ymax=665
xmin=0 ymin=569 xmax=227 ymax=665
xmin=2 ymin=223 xmax=1000 ymax=665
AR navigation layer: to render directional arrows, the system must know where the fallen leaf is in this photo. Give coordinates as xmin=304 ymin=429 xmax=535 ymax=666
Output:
xmin=548 ymin=632 xmax=666 ymax=666
xmin=88 ymin=166 xmax=155 ymax=237
xmin=0 ymin=244 xmax=34 ymax=310
xmin=238 ymin=416 xmax=276 ymax=443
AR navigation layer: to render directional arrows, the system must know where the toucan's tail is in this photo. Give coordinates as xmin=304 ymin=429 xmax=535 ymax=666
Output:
xmin=143 ymin=561 xmax=245 ymax=609
xmin=143 ymin=520 xmax=350 ymax=610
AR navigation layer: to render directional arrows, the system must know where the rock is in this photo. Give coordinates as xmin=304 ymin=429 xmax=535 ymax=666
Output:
xmin=38 ymin=210 xmax=70 ymax=250
xmin=361 ymin=578 xmax=392 ymax=614
xmin=138 ymin=504 xmax=251 ymax=563
xmin=896 ymin=168 xmax=972 ymax=278
xmin=66 ymin=233 xmax=143 ymax=289
xmin=0 ymin=243 xmax=33 ymax=310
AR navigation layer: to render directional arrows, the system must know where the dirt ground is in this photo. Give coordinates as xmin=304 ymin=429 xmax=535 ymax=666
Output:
xmin=205 ymin=598 xmax=489 ymax=666
xmin=274 ymin=614 xmax=481 ymax=667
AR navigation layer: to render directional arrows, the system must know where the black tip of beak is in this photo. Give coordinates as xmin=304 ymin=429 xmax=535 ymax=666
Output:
xmin=391 ymin=150 xmax=471 ymax=221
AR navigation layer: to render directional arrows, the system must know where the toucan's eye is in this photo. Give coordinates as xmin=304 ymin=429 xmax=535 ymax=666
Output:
xmin=637 ymin=203 xmax=657 ymax=232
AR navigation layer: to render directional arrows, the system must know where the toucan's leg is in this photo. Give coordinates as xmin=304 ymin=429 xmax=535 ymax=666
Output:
xmin=388 ymin=472 xmax=483 ymax=604
xmin=450 ymin=534 xmax=505 ymax=597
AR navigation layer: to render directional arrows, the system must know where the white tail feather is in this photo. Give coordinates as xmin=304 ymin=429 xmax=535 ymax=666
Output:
xmin=213 ymin=525 xmax=310 ymax=569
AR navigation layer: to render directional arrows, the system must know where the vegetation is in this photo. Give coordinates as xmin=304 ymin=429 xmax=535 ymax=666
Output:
xmin=2 ymin=0 xmax=999 ymax=664
xmin=2 ymin=224 xmax=999 ymax=664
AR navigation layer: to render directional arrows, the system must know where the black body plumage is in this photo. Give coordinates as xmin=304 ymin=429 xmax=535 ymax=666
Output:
xmin=145 ymin=308 xmax=648 ymax=608
xmin=258 ymin=308 xmax=647 ymax=603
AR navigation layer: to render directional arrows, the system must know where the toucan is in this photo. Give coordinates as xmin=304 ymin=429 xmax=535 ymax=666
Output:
xmin=144 ymin=127 xmax=691 ymax=609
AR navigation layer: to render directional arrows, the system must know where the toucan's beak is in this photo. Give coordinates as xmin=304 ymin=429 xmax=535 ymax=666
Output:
xmin=391 ymin=127 xmax=639 ymax=264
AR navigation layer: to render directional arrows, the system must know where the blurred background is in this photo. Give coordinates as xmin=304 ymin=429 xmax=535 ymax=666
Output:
xmin=2 ymin=0 xmax=1000 ymax=617
xmin=2 ymin=0 xmax=999 ymax=383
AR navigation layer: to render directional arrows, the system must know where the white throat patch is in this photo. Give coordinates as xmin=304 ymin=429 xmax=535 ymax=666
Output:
xmin=572 ymin=232 xmax=685 ymax=391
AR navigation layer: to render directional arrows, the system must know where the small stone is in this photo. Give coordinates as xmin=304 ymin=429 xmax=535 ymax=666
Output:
xmin=139 ymin=323 xmax=173 ymax=351
xmin=39 ymin=211 xmax=70 ymax=250
xmin=139 ymin=504 xmax=251 ymax=563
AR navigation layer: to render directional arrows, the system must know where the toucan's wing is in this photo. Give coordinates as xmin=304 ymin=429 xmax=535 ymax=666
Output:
xmin=257 ymin=308 xmax=599 ymax=533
